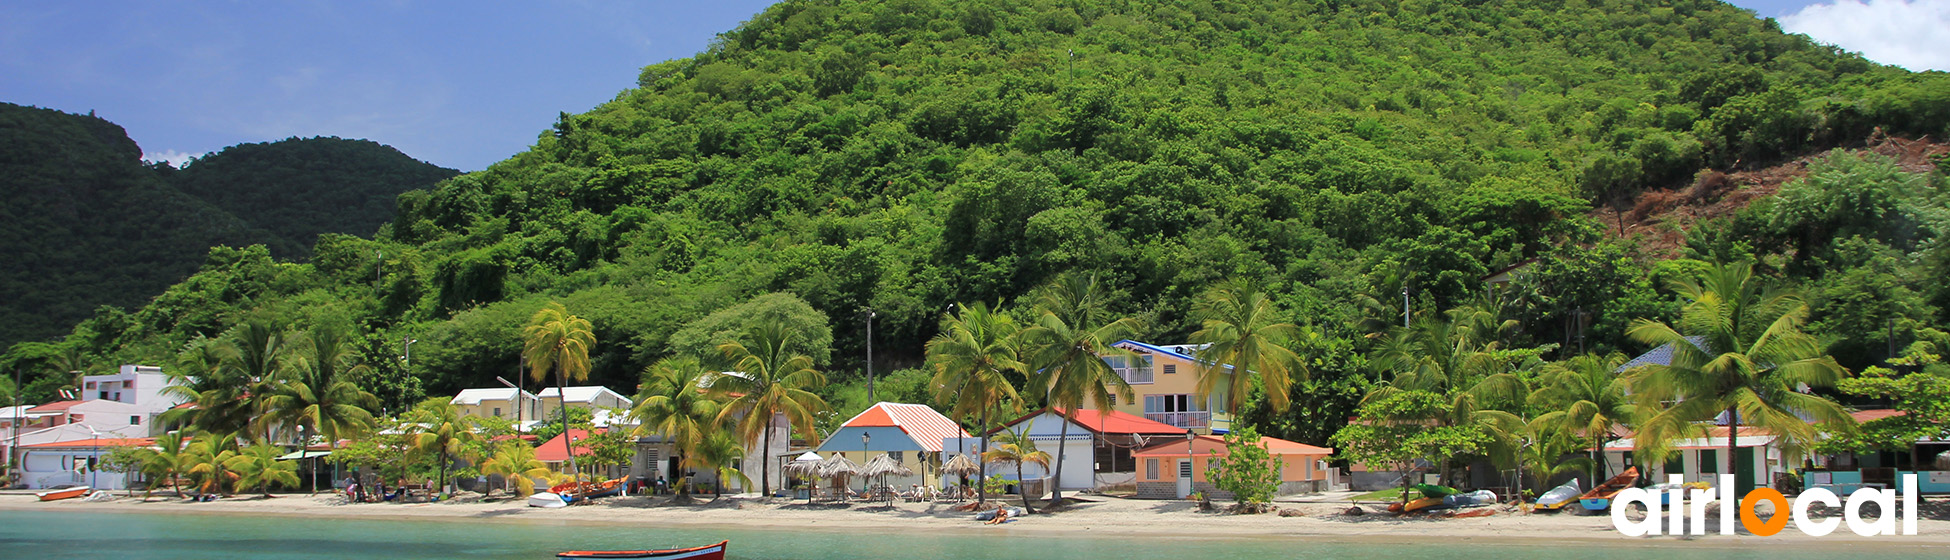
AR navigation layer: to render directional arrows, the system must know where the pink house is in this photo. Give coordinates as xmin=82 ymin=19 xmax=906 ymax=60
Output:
xmin=1131 ymin=434 xmax=1334 ymax=499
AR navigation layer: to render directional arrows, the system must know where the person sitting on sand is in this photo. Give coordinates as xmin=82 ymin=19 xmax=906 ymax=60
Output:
xmin=984 ymin=505 xmax=1013 ymax=525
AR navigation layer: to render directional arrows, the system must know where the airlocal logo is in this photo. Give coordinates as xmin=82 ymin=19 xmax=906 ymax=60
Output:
xmin=1612 ymin=474 xmax=1919 ymax=536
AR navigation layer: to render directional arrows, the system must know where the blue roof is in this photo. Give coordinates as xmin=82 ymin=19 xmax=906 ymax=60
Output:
xmin=1113 ymin=340 xmax=1236 ymax=372
xmin=1617 ymin=336 xmax=1709 ymax=373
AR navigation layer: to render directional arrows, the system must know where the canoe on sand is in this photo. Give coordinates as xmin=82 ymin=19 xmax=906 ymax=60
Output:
xmin=557 ymin=540 xmax=727 ymax=559
xmin=1578 ymin=466 xmax=1640 ymax=512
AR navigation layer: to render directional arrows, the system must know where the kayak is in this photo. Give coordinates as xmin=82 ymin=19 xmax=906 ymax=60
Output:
xmin=1443 ymin=489 xmax=1497 ymax=507
xmin=1413 ymin=483 xmax=1459 ymax=499
xmin=1386 ymin=496 xmax=1445 ymax=513
xmin=558 ymin=540 xmax=727 ymax=559
xmin=1532 ymin=480 xmax=1581 ymax=511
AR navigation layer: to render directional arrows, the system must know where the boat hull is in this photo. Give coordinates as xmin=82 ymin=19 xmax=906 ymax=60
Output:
xmin=558 ymin=540 xmax=727 ymax=559
xmin=528 ymin=492 xmax=569 ymax=508
xmin=36 ymin=486 xmax=91 ymax=502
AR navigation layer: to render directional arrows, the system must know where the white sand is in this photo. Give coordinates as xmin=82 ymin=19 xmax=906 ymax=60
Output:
xmin=4 ymin=491 xmax=1946 ymax=551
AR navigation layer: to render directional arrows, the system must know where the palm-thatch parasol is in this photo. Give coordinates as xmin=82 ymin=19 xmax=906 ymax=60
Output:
xmin=783 ymin=452 xmax=823 ymax=478
xmin=940 ymin=453 xmax=980 ymax=477
xmin=862 ymin=453 xmax=915 ymax=478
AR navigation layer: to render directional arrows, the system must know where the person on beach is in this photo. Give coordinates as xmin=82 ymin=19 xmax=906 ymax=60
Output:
xmin=985 ymin=505 xmax=1012 ymax=525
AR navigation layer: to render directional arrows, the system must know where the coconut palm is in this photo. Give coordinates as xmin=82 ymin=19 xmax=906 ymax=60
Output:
xmin=403 ymin=398 xmax=480 ymax=494
xmin=133 ymin=430 xmax=194 ymax=499
xmin=480 ymin=441 xmax=550 ymax=497
xmin=926 ymin=301 xmax=1024 ymax=507
xmin=981 ymin=426 xmax=1051 ymax=513
xmin=1189 ymin=280 xmax=1306 ymax=414
xmin=227 ymin=443 xmax=299 ymax=497
xmin=262 ymin=325 xmax=381 ymax=447
xmin=1019 ymin=273 xmax=1143 ymax=505
xmin=1625 ymin=261 xmax=1852 ymax=491
xmin=694 ymin=430 xmax=751 ymax=498
xmin=230 ymin=321 xmax=294 ymax=444
xmin=1366 ymin=305 xmax=1530 ymax=486
xmin=713 ymin=322 xmax=828 ymax=499
xmin=185 ymin=431 xmax=241 ymax=497
xmin=48 ymin=344 xmax=96 ymax=398
xmin=523 ymin=302 xmax=596 ymax=477
xmin=1514 ymin=427 xmax=1594 ymax=500
xmin=163 ymin=336 xmax=253 ymax=434
xmin=629 ymin=357 xmax=722 ymax=499
xmin=1529 ymin=353 xmax=1636 ymax=481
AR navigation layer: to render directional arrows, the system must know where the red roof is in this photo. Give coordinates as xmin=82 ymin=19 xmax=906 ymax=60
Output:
xmin=839 ymin=403 xmax=969 ymax=452
xmin=22 ymin=437 xmax=156 ymax=449
xmin=1851 ymin=409 xmax=1906 ymax=423
xmin=535 ymin=428 xmax=605 ymax=462
xmin=27 ymin=400 xmax=84 ymax=413
xmin=1132 ymin=435 xmax=1332 ymax=458
xmin=994 ymin=407 xmax=1186 ymax=436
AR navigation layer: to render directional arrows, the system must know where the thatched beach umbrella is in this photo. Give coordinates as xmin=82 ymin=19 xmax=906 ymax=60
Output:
xmin=862 ymin=453 xmax=914 ymax=478
xmin=815 ymin=454 xmax=862 ymax=498
xmin=940 ymin=453 xmax=980 ymax=477
xmin=783 ymin=452 xmax=822 ymax=503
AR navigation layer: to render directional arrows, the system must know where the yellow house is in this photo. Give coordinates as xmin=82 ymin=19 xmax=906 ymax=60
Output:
xmin=450 ymin=388 xmax=540 ymax=425
xmin=1105 ymin=341 xmax=1233 ymax=434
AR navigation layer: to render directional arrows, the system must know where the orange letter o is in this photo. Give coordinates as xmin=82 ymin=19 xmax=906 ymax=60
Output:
xmin=1740 ymin=489 xmax=1790 ymax=536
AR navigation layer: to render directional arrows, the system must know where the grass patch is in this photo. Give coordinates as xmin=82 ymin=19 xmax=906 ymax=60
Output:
xmin=1348 ymin=487 xmax=1409 ymax=502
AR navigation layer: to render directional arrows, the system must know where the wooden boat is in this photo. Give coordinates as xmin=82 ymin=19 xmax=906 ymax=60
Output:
xmin=36 ymin=486 xmax=90 ymax=502
xmin=547 ymin=477 xmax=626 ymax=503
xmin=1577 ymin=466 xmax=1639 ymax=512
xmin=557 ymin=540 xmax=727 ymax=559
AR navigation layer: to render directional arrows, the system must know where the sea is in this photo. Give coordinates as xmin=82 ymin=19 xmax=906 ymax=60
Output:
xmin=0 ymin=510 xmax=1941 ymax=559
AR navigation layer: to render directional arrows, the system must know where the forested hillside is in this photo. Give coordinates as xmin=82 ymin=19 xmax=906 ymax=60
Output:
xmin=7 ymin=0 xmax=1946 ymax=442
xmin=0 ymin=103 xmax=455 ymax=350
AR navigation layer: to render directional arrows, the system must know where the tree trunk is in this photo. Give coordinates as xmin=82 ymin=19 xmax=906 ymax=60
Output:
xmin=1726 ymin=406 xmax=1738 ymax=489
xmin=760 ymin=416 xmax=774 ymax=498
xmin=1017 ymin=461 xmax=1034 ymax=513
xmin=1593 ymin=433 xmax=1606 ymax=482
xmin=1049 ymin=412 xmax=1071 ymax=506
xmin=977 ymin=410 xmax=989 ymax=507
xmin=559 ymin=369 xmax=579 ymax=477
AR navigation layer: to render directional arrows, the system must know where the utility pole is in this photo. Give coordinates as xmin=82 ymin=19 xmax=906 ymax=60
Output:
xmin=375 ymin=250 xmax=383 ymax=295
xmin=8 ymin=367 xmax=18 ymax=480
xmin=866 ymin=309 xmax=876 ymax=403
xmin=1067 ymin=49 xmax=1075 ymax=82
xmin=1402 ymin=286 xmax=1411 ymax=328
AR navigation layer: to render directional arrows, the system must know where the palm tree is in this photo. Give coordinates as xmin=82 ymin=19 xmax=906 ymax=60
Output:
xmin=186 ymin=431 xmax=241 ymax=497
xmin=49 ymin=344 xmax=95 ymax=398
xmin=231 ymin=321 xmax=294 ymax=444
xmin=1530 ymin=353 xmax=1636 ymax=482
xmin=164 ymin=336 xmax=252 ymax=434
xmin=1189 ymin=280 xmax=1305 ymax=414
xmin=134 ymin=430 xmax=194 ymax=499
xmin=1019 ymin=273 xmax=1143 ymax=505
xmin=523 ymin=302 xmax=595 ymax=477
xmin=227 ymin=443 xmax=299 ymax=497
xmin=262 ymin=325 xmax=381 ymax=448
xmin=981 ymin=426 xmax=1051 ymax=513
xmin=925 ymin=301 xmax=1024 ymax=507
xmin=629 ymin=357 xmax=722 ymax=500
xmin=405 ymin=398 xmax=481 ymax=494
xmin=480 ymin=441 xmax=550 ymax=497
xmin=694 ymin=430 xmax=751 ymax=498
xmin=1514 ymin=427 xmax=1594 ymax=500
xmin=1366 ymin=305 xmax=1530 ymax=486
xmin=1625 ymin=261 xmax=1852 ymax=492
xmin=713 ymin=323 xmax=828 ymax=499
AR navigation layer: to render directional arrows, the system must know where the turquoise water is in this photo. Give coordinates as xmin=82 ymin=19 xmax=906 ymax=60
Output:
xmin=0 ymin=510 xmax=1939 ymax=559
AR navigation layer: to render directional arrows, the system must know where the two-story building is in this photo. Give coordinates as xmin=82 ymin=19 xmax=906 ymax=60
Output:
xmin=536 ymin=386 xmax=633 ymax=422
xmin=1104 ymin=341 xmax=1234 ymax=435
xmin=450 ymin=388 xmax=541 ymax=427
xmin=79 ymin=365 xmax=184 ymax=418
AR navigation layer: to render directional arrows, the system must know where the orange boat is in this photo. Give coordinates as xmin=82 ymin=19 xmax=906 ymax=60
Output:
xmin=558 ymin=540 xmax=727 ymax=559
xmin=1577 ymin=466 xmax=1639 ymax=512
xmin=549 ymin=477 xmax=625 ymax=502
xmin=36 ymin=486 xmax=91 ymax=501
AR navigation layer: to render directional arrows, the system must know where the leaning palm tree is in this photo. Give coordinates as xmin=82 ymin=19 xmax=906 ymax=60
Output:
xmin=1366 ymin=305 xmax=1530 ymax=486
xmin=982 ymin=426 xmax=1051 ymax=513
xmin=404 ymin=398 xmax=481 ymax=494
xmin=712 ymin=323 xmax=828 ymax=499
xmin=480 ymin=441 xmax=551 ymax=497
xmin=925 ymin=301 xmax=1024 ymax=507
xmin=261 ymin=325 xmax=381 ymax=448
xmin=1018 ymin=273 xmax=1143 ymax=505
xmin=523 ymin=302 xmax=596 ymax=477
xmin=1625 ymin=261 xmax=1853 ymax=492
xmin=1530 ymin=353 xmax=1636 ymax=482
xmin=1190 ymin=280 xmax=1306 ymax=414
xmin=134 ymin=430 xmax=194 ymax=499
xmin=185 ymin=431 xmax=241 ymax=497
xmin=694 ymin=430 xmax=751 ymax=499
xmin=629 ymin=357 xmax=722 ymax=500
xmin=164 ymin=336 xmax=252 ymax=434
xmin=227 ymin=443 xmax=299 ymax=497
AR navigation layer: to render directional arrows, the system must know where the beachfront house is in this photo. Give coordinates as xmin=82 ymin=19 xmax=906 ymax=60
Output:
xmin=1130 ymin=434 xmax=1334 ymax=500
xmin=80 ymin=365 xmax=187 ymax=418
xmin=1103 ymin=341 xmax=1235 ymax=435
xmin=450 ymin=387 xmax=541 ymax=428
xmin=946 ymin=406 xmax=1190 ymax=493
xmin=15 ymin=436 xmax=155 ymax=490
xmin=815 ymin=402 xmax=968 ymax=494
xmin=1801 ymin=409 xmax=1950 ymax=495
xmin=536 ymin=386 xmax=632 ymax=423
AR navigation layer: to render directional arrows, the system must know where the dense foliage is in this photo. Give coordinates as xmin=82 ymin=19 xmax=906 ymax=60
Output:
xmin=8 ymin=0 xmax=1949 ymax=459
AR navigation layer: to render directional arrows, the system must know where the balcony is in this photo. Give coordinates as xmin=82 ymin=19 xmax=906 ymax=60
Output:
xmin=1144 ymin=411 xmax=1211 ymax=429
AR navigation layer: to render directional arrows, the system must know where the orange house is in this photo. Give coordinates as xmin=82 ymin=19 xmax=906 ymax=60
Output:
xmin=1131 ymin=434 xmax=1334 ymax=499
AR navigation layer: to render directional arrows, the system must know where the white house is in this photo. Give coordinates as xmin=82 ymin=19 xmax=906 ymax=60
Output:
xmin=80 ymin=365 xmax=186 ymax=417
xmin=450 ymin=388 xmax=541 ymax=425
xmin=536 ymin=386 xmax=632 ymax=421
xmin=15 ymin=429 xmax=155 ymax=490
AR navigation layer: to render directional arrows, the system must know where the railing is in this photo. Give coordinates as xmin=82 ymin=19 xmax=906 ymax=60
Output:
xmin=1118 ymin=367 xmax=1153 ymax=384
xmin=1144 ymin=411 xmax=1210 ymax=428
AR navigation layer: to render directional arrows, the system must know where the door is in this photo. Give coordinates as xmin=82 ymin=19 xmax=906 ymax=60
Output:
xmin=1176 ymin=460 xmax=1193 ymax=498
xmin=1736 ymin=447 xmax=1757 ymax=493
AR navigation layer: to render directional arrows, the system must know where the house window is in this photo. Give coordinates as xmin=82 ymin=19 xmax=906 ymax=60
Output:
xmin=86 ymin=382 xmax=96 ymax=390
xmin=1143 ymin=395 xmax=1205 ymax=414
xmin=1146 ymin=458 xmax=1158 ymax=480
xmin=1104 ymin=355 xmax=1154 ymax=384
xmin=131 ymin=416 xmax=141 ymax=425
xmin=891 ymin=451 xmax=905 ymax=464
xmin=493 ymin=407 xmax=502 ymax=417
xmin=1107 ymin=394 xmax=1116 ymax=405
xmin=1163 ymin=364 xmax=1177 ymax=375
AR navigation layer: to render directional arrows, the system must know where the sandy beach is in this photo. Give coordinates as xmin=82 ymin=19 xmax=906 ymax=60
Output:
xmin=6 ymin=490 xmax=1948 ymax=552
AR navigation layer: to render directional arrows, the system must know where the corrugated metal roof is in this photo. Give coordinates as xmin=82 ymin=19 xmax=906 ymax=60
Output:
xmin=993 ymin=407 xmax=1187 ymax=436
xmin=1132 ymin=435 xmax=1332 ymax=457
xmin=839 ymin=402 xmax=968 ymax=453
xmin=1617 ymin=336 xmax=1709 ymax=372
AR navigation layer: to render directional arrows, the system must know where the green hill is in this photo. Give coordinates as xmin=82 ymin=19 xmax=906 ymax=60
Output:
xmin=8 ymin=1 xmax=1947 ymax=420
xmin=0 ymin=103 xmax=456 ymax=351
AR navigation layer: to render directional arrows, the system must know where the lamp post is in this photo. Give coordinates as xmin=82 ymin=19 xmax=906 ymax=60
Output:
xmin=497 ymin=375 xmax=523 ymax=434
xmin=1184 ymin=428 xmax=1196 ymax=499
xmin=87 ymin=425 xmax=101 ymax=490
xmin=861 ymin=432 xmax=871 ymax=496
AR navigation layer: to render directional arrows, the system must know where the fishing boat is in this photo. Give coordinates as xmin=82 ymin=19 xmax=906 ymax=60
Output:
xmin=528 ymin=492 xmax=569 ymax=508
xmin=557 ymin=540 xmax=727 ymax=559
xmin=36 ymin=486 xmax=91 ymax=502
xmin=549 ymin=477 xmax=626 ymax=503
xmin=1531 ymin=479 xmax=1582 ymax=511
xmin=1577 ymin=466 xmax=1639 ymax=513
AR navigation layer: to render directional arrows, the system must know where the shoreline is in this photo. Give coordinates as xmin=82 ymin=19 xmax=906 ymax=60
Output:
xmin=6 ymin=492 xmax=1948 ymax=551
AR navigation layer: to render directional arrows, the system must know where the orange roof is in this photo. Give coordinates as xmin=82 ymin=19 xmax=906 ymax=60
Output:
xmin=1851 ymin=409 xmax=1905 ymax=423
xmin=535 ymin=428 xmax=604 ymax=462
xmin=993 ymin=407 xmax=1187 ymax=436
xmin=838 ymin=403 xmax=969 ymax=452
xmin=1131 ymin=435 xmax=1332 ymax=458
xmin=27 ymin=400 xmax=84 ymax=413
xmin=22 ymin=437 xmax=156 ymax=449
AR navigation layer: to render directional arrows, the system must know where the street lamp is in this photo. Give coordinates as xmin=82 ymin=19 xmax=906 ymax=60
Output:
xmin=861 ymin=432 xmax=871 ymax=496
xmin=1184 ymin=428 xmax=1196 ymax=499
xmin=497 ymin=376 xmax=523 ymax=434
xmin=87 ymin=425 xmax=101 ymax=490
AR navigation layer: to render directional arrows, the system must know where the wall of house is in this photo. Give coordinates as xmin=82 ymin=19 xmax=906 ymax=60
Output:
xmin=1106 ymin=345 xmax=1233 ymax=434
xmin=455 ymin=397 xmax=539 ymax=423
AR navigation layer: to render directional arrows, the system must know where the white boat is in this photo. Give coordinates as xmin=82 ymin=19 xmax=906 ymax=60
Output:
xmin=528 ymin=492 xmax=569 ymax=508
xmin=1532 ymin=480 xmax=1581 ymax=511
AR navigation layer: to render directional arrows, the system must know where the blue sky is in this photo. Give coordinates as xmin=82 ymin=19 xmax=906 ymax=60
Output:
xmin=1 ymin=1 xmax=1941 ymax=172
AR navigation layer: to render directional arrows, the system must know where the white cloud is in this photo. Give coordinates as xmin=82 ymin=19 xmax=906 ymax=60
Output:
xmin=1779 ymin=0 xmax=1950 ymax=72
xmin=142 ymin=149 xmax=206 ymax=168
